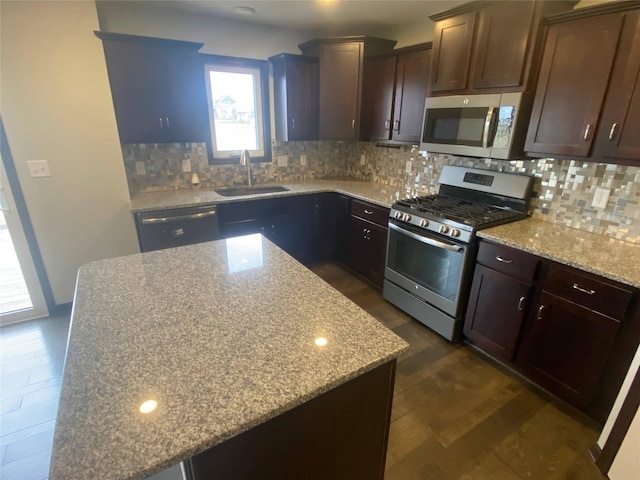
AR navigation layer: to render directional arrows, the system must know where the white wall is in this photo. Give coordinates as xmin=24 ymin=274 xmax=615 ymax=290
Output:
xmin=96 ymin=1 xmax=309 ymax=58
xmin=0 ymin=0 xmax=139 ymax=305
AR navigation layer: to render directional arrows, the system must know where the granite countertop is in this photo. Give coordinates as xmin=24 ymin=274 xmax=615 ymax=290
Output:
xmin=129 ymin=179 xmax=402 ymax=212
xmin=49 ymin=236 xmax=408 ymax=479
xmin=479 ymin=218 xmax=640 ymax=289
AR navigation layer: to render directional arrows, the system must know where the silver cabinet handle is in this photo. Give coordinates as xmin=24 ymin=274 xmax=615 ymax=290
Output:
xmin=482 ymin=107 xmax=495 ymax=148
xmin=166 ymin=117 xmax=170 ymax=128
xmin=496 ymin=256 xmax=513 ymax=264
xmin=364 ymin=209 xmax=373 ymax=215
xmin=159 ymin=117 xmax=163 ymax=129
xmin=583 ymin=124 xmax=592 ymax=141
xmin=537 ymin=305 xmax=545 ymax=320
xmin=141 ymin=209 xmax=217 ymax=224
xmin=573 ymin=283 xmax=595 ymax=295
xmin=384 ymin=120 xmax=390 ymax=130
xmin=291 ymin=118 xmax=296 ymax=129
xmin=170 ymin=228 xmax=184 ymax=238
xmin=608 ymin=123 xmax=619 ymax=141
xmin=352 ymin=119 xmax=356 ymax=129
xmin=517 ymin=296 xmax=526 ymax=311
xmin=393 ymin=120 xmax=400 ymax=132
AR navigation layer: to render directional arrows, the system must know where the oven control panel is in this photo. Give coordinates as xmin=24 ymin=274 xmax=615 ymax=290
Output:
xmin=390 ymin=209 xmax=473 ymax=243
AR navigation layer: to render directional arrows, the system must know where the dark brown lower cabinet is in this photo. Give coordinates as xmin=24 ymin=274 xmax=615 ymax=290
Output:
xmin=186 ymin=361 xmax=396 ymax=480
xmin=523 ymin=291 xmax=621 ymax=408
xmin=347 ymin=215 xmax=388 ymax=287
xmin=311 ymin=193 xmax=350 ymax=263
xmin=464 ymin=264 xmax=532 ymax=363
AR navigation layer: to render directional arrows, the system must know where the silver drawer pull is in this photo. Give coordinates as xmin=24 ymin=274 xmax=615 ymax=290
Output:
xmin=517 ymin=296 xmax=526 ymax=311
xmin=364 ymin=209 xmax=373 ymax=215
xmin=573 ymin=283 xmax=595 ymax=295
xmin=170 ymin=228 xmax=184 ymax=238
xmin=537 ymin=305 xmax=545 ymax=320
xmin=496 ymin=256 xmax=513 ymax=264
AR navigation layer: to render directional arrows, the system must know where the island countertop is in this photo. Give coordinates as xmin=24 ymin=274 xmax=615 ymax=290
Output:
xmin=49 ymin=236 xmax=409 ymax=479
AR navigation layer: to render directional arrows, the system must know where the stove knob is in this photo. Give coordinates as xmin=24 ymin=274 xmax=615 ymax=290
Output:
xmin=395 ymin=211 xmax=402 ymax=219
xmin=419 ymin=219 xmax=429 ymax=228
xmin=450 ymin=228 xmax=460 ymax=238
xmin=439 ymin=225 xmax=449 ymax=234
xmin=403 ymin=213 xmax=412 ymax=222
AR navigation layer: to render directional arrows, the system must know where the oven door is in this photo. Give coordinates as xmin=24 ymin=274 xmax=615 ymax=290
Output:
xmin=384 ymin=219 xmax=472 ymax=318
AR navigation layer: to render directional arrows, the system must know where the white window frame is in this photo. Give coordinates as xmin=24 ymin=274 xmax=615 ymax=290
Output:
xmin=203 ymin=56 xmax=271 ymax=163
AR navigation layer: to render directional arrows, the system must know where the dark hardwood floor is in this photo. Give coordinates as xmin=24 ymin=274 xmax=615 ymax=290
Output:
xmin=1 ymin=263 xmax=607 ymax=479
xmin=311 ymin=262 xmax=607 ymax=480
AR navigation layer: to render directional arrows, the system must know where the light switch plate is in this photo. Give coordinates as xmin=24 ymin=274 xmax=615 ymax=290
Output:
xmin=300 ymin=155 xmax=307 ymax=166
xmin=360 ymin=154 xmax=366 ymax=166
xmin=27 ymin=160 xmax=51 ymax=178
xmin=591 ymin=187 xmax=610 ymax=209
xmin=181 ymin=159 xmax=191 ymax=173
xmin=135 ymin=161 xmax=146 ymax=176
xmin=278 ymin=155 xmax=288 ymax=167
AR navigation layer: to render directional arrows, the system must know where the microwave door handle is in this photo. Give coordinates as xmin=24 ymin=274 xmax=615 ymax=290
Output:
xmin=389 ymin=222 xmax=463 ymax=252
xmin=482 ymin=107 xmax=496 ymax=148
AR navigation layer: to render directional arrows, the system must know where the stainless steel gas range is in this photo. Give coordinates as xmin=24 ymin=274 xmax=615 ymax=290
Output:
xmin=383 ymin=165 xmax=533 ymax=342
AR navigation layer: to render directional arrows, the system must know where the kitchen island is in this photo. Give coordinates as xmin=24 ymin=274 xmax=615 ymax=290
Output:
xmin=49 ymin=235 xmax=408 ymax=479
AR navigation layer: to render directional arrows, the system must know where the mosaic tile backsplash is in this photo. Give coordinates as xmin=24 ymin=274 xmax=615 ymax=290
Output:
xmin=123 ymin=141 xmax=640 ymax=244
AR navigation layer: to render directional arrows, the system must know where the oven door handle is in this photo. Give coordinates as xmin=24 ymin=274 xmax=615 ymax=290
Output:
xmin=389 ymin=222 xmax=463 ymax=252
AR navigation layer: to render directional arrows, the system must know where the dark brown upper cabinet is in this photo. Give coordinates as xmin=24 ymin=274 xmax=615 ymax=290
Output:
xmin=96 ymin=32 xmax=209 ymax=146
xmin=269 ymin=54 xmax=319 ymax=142
xmin=525 ymin=3 xmax=640 ymax=163
xmin=299 ymin=37 xmax=396 ymax=141
xmin=361 ymin=44 xmax=432 ymax=144
xmin=428 ymin=1 xmax=576 ymax=96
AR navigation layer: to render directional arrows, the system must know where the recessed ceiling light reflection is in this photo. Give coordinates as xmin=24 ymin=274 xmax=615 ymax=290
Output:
xmin=315 ymin=337 xmax=328 ymax=347
xmin=139 ymin=399 xmax=158 ymax=414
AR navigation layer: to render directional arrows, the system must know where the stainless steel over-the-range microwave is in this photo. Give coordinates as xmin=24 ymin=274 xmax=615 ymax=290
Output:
xmin=420 ymin=92 xmax=531 ymax=160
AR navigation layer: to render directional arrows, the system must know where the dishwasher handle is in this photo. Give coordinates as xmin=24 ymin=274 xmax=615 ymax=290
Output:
xmin=141 ymin=209 xmax=217 ymax=225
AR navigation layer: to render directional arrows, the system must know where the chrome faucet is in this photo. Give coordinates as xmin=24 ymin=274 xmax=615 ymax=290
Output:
xmin=240 ymin=149 xmax=252 ymax=187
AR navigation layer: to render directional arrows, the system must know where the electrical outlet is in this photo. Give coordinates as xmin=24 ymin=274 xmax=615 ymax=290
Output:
xmin=360 ymin=154 xmax=366 ymax=166
xmin=278 ymin=155 xmax=288 ymax=167
xmin=135 ymin=161 xmax=146 ymax=176
xmin=405 ymin=160 xmax=413 ymax=174
xmin=300 ymin=155 xmax=307 ymax=166
xmin=27 ymin=160 xmax=51 ymax=178
xmin=181 ymin=159 xmax=191 ymax=173
xmin=591 ymin=187 xmax=610 ymax=209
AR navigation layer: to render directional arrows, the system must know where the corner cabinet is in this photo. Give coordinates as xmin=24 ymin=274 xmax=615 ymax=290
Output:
xmin=525 ymin=4 xmax=640 ymax=164
xmin=299 ymin=37 xmax=396 ymax=141
xmin=96 ymin=32 xmax=210 ymax=146
xmin=269 ymin=54 xmax=319 ymax=141
xmin=361 ymin=44 xmax=432 ymax=144
xmin=428 ymin=1 xmax=576 ymax=95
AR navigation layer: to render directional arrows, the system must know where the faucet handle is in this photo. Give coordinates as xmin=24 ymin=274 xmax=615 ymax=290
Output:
xmin=240 ymin=149 xmax=251 ymax=166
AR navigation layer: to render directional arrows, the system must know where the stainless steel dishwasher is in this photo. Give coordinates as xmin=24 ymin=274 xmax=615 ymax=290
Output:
xmin=135 ymin=204 xmax=220 ymax=252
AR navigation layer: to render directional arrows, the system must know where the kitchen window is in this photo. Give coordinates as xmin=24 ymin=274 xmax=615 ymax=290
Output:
xmin=203 ymin=55 xmax=271 ymax=163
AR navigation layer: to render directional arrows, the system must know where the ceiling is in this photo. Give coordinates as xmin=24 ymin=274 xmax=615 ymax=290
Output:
xmin=141 ymin=1 xmax=469 ymax=32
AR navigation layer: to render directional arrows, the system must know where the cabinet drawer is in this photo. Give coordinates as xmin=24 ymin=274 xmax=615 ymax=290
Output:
xmin=544 ymin=264 xmax=633 ymax=320
xmin=350 ymin=200 xmax=389 ymax=226
xmin=477 ymin=241 xmax=539 ymax=282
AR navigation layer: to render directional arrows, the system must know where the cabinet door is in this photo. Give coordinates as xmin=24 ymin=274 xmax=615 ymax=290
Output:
xmin=271 ymin=55 xmax=319 ymax=141
xmin=463 ymin=265 xmax=531 ymax=362
xmin=311 ymin=193 xmax=349 ymax=263
xmin=524 ymin=291 xmax=620 ymax=408
xmin=596 ymin=11 xmax=640 ymax=162
xmin=392 ymin=48 xmax=431 ymax=143
xmin=525 ymin=14 xmax=624 ymax=157
xmin=361 ymin=56 xmax=396 ymax=141
xmin=347 ymin=216 xmax=387 ymax=288
xmin=319 ymin=42 xmax=363 ymax=140
xmin=429 ymin=12 xmax=476 ymax=93
xmin=471 ymin=1 xmax=535 ymax=89
xmin=102 ymin=40 xmax=166 ymax=144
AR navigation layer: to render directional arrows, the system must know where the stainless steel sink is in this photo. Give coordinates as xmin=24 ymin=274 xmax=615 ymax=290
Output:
xmin=215 ymin=185 xmax=290 ymax=197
